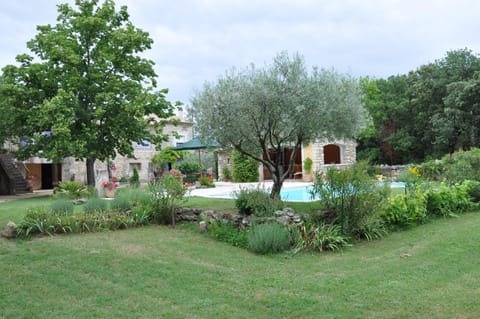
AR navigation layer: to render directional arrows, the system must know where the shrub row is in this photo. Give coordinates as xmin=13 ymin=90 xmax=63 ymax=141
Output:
xmin=16 ymin=173 xmax=188 ymax=238
xmin=378 ymin=181 xmax=479 ymax=229
xmin=418 ymin=148 xmax=480 ymax=184
xmin=202 ymin=219 xmax=350 ymax=255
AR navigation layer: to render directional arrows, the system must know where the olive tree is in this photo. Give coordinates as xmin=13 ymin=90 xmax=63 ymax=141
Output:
xmin=191 ymin=52 xmax=366 ymax=198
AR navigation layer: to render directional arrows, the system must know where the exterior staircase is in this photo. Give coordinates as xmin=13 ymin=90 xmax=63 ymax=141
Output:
xmin=0 ymin=153 xmax=30 ymax=195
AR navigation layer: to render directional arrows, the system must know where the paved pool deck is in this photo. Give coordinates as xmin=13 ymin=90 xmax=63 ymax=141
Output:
xmin=188 ymin=180 xmax=313 ymax=199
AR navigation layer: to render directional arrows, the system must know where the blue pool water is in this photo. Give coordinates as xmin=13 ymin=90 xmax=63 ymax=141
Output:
xmin=209 ymin=182 xmax=406 ymax=202
xmin=280 ymin=186 xmax=316 ymax=202
xmin=280 ymin=182 xmax=406 ymax=202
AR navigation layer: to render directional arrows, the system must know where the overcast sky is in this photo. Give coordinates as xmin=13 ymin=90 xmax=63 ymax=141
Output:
xmin=1 ymin=0 xmax=480 ymax=106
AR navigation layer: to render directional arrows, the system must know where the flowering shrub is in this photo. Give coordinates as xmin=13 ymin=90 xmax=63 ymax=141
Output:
xmin=168 ymin=169 xmax=186 ymax=181
xmin=101 ymin=178 xmax=119 ymax=191
xmin=148 ymin=172 xmax=188 ymax=226
xmin=408 ymin=166 xmax=421 ymax=177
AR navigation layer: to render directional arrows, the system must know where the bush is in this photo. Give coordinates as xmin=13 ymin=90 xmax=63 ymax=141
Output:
xmin=425 ymin=182 xmax=476 ymax=217
xmin=442 ymin=148 xmax=480 ymax=184
xmin=83 ymin=198 xmax=108 ymax=214
xmin=50 ymin=199 xmax=74 ymax=215
xmin=310 ymin=162 xmax=390 ymax=237
xmin=379 ymin=189 xmax=427 ymax=228
xmin=53 ymin=181 xmax=89 ymax=198
xmin=207 ymin=220 xmax=248 ymax=248
xmin=396 ymin=166 xmax=422 ymax=191
xmin=175 ymin=161 xmax=205 ymax=183
xmin=129 ymin=167 xmax=140 ymax=188
xmin=232 ymin=150 xmax=259 ymax=182
xmin=198 ymin=175 xmax=215 ymax=188
xmin=247 ymin=222 xmax=292 ymax=254
xmin=147 ymin=173 xmax=188 ymax=225
xmin=234 ymin=187 xmax=283 ymax=217
xmin=418 ymin=159 xmax=444 ymax=181
xmin=463 ymin=180 xmax=480 ymax=202
xmin=222 ymin=165 xmax=231 ymax=181
xmin=303 ymin=157 xmax=313 ymax=174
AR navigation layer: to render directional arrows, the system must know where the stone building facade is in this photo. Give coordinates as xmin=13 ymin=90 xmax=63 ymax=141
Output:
xmin=217 ymin=139 xmax=357 ymax=182
xmin=303 ymin=139 xmax=357 ymax=175
xmin=19 ymin=112 xmax=193 ymax=192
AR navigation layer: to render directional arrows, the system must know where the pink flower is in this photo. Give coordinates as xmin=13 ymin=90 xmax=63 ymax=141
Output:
xmin=102 ymin=179 xmax=119 ymax=191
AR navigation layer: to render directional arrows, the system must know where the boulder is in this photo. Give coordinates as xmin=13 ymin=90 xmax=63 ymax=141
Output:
xmin=274 ymin=210 xmax=284 ymax=217
xmin=0 ymin=221 xmax=17 ymax=239
xmin=277 ymin=215 xmax=291 ymax=225
xmin=199 ymin=221 xmax=208 ymax=232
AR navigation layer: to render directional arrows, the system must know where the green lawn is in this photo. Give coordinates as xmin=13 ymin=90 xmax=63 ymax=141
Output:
xmin=0 ymin=196 xmax=55 ymax=225
xmin=184 ymin=195 xmax=319 ymax=213
xmin=1 ymin=197 xmax=479 ymax=318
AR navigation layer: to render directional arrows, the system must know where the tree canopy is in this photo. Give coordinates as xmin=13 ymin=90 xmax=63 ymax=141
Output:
xmin=191 ymin=52 xmax=366 ymax=198
xmin=358 ymin=48 xmax=480 ymax=164
xmin=0 ymin=0 xmax=177 ymax=185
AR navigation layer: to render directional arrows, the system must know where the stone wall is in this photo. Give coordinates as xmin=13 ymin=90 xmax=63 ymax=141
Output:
xmin=217 ymin=151 xmax=232 ymax=181
xmin=175 ymin=206 xmax=303 ymax=228
xmin=27 ymin=119 xmax=194 ymax=192
xmin=310 ymin=139 xmax=356 ymax=176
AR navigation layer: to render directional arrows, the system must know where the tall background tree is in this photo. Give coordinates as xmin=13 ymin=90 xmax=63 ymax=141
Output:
xmin=0 ymin=0 xmax=177 ymax=185
xmin=191 ymin=52 xmax=366 ymax=198
xmin=357 ymin=48 xmax=480 ymax=164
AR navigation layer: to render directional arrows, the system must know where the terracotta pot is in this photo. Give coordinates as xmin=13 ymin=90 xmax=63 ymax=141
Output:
xmin=104 ymin=188 xmax=116 ymax=198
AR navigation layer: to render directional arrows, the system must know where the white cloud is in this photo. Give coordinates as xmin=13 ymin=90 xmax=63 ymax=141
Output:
xmin=2 ymin=0 xmax=480 ymax=104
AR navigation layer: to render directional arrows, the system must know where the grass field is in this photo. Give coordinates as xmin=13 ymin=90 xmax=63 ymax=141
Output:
xmin=1 ymin=196 xmax=479 ymax=318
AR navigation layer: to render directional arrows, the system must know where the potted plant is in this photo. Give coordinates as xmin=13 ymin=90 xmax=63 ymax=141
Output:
xmin=303 ymin=157 xmax=313 ymax=182
xmin=102 ymin=177 xmax=119 ymax=198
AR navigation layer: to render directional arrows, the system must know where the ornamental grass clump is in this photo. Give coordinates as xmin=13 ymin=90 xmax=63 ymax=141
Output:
xmin=16 ymin=206 xmax=151 ymax=238
xmin=50 ymin=199 xmax=75 ymax=215
xmin=291 ymin=222 xmax=350 ymax=253
xmin=83 ymin=198 xmax=108 ymax=214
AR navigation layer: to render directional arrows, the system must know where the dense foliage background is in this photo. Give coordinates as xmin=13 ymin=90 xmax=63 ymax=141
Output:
xmin=357 ymin=48 xmax=480 ymax=164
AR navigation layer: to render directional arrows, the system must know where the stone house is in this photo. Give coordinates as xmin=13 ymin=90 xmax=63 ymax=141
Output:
xmin=1 ymin=111 xmax=193 ymax=194
xmin=218 ymin=139 xmax=357 ymax=182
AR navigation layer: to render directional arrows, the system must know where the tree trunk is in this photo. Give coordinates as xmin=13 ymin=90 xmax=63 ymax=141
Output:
xmin=270 ymin=168 xmax=284 ymax=199
xmin=86 ymin=157 xmax=96 ymax=186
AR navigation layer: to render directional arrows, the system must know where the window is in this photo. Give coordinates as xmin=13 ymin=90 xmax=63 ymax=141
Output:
xmin=134 ymin=140 xmax=152 ymax=149
xmin=323 ymin=144 xmax=341 ymax=164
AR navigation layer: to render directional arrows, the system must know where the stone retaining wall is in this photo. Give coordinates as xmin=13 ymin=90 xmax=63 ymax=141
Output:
xmin=175 ymin=207 xmax=303 ymax=227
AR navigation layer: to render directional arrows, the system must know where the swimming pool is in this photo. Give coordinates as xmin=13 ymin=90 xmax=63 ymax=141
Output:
xmin=280 ymin=182 xmax=406 ymax=201
xmin=205 ymin=182 xmax=406 ymax=202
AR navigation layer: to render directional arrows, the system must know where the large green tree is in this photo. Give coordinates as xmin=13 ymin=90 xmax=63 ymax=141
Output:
xmin=191 ymin=52 xmax=366 ymax=198
xmin=358 ymin=76 xmax=411 ymax=164
xmin=358 ymin=48 xmax=480 ymax=164
xmin=0 ymin=0 xmax=177 ymax=185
